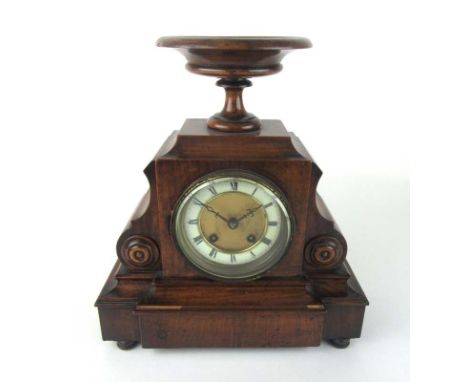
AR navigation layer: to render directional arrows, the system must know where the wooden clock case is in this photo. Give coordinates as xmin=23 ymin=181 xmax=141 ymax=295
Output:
xmin=95 ymin=37 xmax=368 ymax=350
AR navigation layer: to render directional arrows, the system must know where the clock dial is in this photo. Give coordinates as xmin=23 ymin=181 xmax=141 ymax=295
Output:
xmin=173 ymin=171 xmax=293 ymax=280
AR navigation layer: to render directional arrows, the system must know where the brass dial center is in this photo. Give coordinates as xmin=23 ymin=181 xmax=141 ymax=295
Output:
xmin=199 ymin=192 xmax=267 ymax=253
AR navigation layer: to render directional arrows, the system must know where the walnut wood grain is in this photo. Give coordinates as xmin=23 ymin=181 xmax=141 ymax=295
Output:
xmin=96 ymin=36 xmax=368 ymax=349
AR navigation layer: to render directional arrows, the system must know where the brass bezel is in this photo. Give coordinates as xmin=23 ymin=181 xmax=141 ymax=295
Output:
xmin=171 ymin=169 xmax=295 ymax=282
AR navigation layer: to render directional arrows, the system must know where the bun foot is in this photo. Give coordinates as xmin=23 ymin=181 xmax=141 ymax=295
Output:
xmin=328 ymin=338 xmax=350 ymax=349
xmin=117 ymin=340 xmax=138 ymax=350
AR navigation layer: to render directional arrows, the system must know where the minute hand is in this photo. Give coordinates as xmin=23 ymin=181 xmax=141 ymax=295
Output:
xmin=196 ymin=199 xmax=230 ymax=223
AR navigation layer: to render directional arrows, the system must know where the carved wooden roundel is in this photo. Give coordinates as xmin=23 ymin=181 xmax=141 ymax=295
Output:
xmin=120 ymin=235 xmax=160 ymax=270
xmin=304 ymin=235 xmax=345 ymax=271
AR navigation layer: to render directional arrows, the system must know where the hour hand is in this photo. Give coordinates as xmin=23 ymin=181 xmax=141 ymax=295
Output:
xmin=237 ymin=204 xmax=263 ymax=223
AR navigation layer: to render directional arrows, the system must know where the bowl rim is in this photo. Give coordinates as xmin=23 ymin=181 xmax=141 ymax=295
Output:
xmin=156 ymin=36 xmax=312 ymax=50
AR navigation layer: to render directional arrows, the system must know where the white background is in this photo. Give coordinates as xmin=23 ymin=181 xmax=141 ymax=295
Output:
xmin=1 ymin=1 xmax=466 ymax=381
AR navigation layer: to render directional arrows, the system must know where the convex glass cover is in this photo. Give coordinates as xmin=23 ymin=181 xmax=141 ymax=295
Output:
xmin=173 ymin=170 xmax=293 ymax=280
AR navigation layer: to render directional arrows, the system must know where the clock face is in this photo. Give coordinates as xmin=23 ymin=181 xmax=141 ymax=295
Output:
xmin=172 ymin=170 xmax=293 ymax=281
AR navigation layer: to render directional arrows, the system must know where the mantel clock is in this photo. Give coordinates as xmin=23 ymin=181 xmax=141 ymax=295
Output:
xmin=95 ymin=36 xmax=368 ymax=350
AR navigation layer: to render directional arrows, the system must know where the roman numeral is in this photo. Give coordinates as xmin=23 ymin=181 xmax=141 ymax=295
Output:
xmin=193 ymin=198 xmax=203 ymax=206
xmin=268 ymin=221 xmax=278 ymax=226
xmin=208 ymin=185 xmax=218 ymax=195
xmin=230 ymin=255 xmax=237 ymax=263
xmin=193 ymin=235 xmax=203 ymax=245
xmin=188 ymin=219 xmax=198 ymax=225
xmin=250 ymin=251 xmax=256 ymax=258
xmin=251 ymin=187 xmax=258 ymax=196
xmin=230 ymin=181 xmax=238 ymax=191
xmin=209 ymin=248 xmax=217 ymax=258
xmin=263 ymin=202 xmax=273 ymax=209
xmin=261 ymin=237 xmax=272 ymax=245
